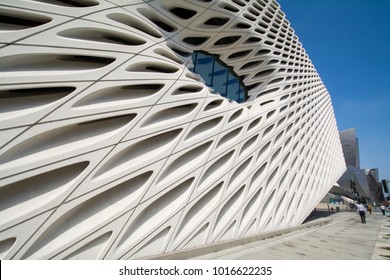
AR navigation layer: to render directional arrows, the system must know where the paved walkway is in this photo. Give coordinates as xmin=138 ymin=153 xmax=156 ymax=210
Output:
xmin=191 ymin=210 xmax=390 ymax=260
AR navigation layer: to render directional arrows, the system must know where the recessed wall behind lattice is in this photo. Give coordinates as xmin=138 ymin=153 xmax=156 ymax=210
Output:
xmin=0 ymin=0 xmax=345 ymax=259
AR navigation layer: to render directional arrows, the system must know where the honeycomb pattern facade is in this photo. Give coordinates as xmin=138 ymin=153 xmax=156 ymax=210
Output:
xmin=0 ymin=0 xmax=346 ymax=259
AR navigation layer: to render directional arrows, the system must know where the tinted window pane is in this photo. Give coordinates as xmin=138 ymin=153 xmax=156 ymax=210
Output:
xmin=191 ymin=51 xmax=247 ymax=103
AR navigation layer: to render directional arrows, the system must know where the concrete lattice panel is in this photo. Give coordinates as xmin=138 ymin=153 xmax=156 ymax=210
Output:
xmin=0 ymin=0 xmax=346 ymax=259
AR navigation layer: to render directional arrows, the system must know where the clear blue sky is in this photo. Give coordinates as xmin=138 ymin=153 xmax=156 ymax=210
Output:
xmin=278 ymin=0 xmax=390 ymax=180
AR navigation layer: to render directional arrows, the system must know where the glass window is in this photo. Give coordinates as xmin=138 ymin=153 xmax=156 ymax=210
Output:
xmin=191 ymin=52 xmax=247 ymax=103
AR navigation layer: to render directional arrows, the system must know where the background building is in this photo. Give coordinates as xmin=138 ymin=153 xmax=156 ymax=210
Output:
xmin=0 ymin=0 xmax=346 ymax=259
xmin=380 ymin=180 xmax=389 ymax=203
xmin=339 ymin=128 xmax=360 ymax=168
xmin=335 ymin=129 xmax=382 ymax=205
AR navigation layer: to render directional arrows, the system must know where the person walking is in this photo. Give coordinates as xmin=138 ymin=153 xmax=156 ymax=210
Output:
xmin=367 ymin=204 xmax=372 ymax=214
xmin=356 ymin=202 xmax=366 ymax=223
xmin=380 ymin=204 xmax=386 ymax=215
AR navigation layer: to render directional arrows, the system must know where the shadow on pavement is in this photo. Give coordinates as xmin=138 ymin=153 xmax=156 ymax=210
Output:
xmin=303 ymin=209 xmax=344 ymax=223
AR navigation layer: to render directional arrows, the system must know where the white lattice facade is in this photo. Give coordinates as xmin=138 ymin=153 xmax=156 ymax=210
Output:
xmin=0 ymin=0 xmax=346 ymax=259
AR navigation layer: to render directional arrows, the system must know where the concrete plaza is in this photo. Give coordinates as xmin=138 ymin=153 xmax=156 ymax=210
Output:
xmin=190 ymin=210 xmax=390 ymax=260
